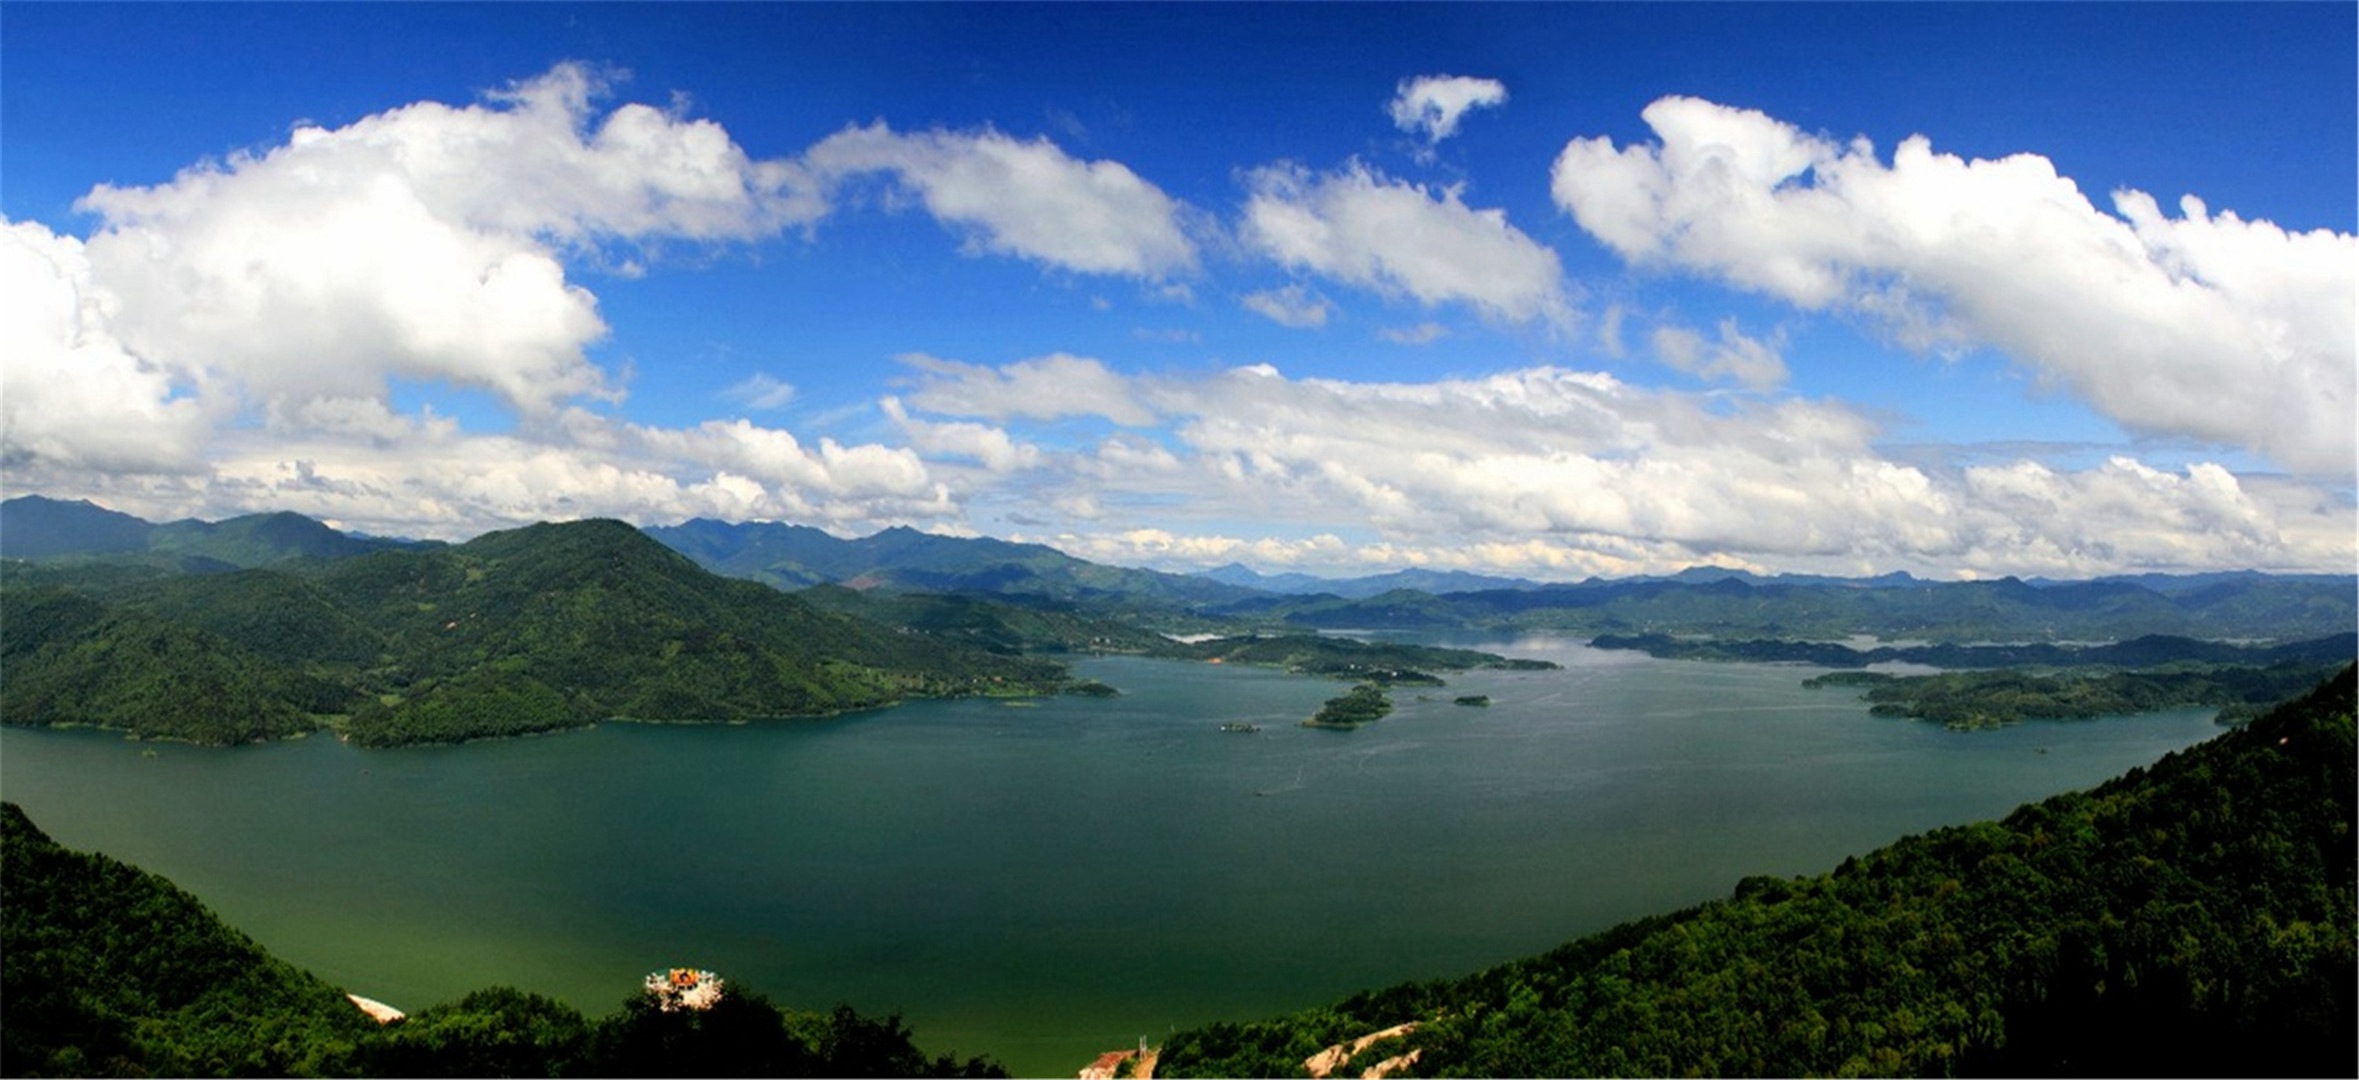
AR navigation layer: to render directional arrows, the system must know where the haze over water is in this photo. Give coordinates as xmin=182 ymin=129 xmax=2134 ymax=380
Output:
xmin=0 ymin=638 xmax=2226 ymax=1076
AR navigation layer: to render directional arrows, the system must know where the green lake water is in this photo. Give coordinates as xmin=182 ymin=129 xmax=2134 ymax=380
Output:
xmin=0 ymin=636 xmax=2228 ymax=1077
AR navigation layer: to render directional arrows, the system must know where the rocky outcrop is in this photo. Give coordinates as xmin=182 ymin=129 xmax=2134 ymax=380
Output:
xmin=346 ymin=993 xmax=405 ymax=1024
xmin=1303 ymin=1023 xmax=1419 ymax=1079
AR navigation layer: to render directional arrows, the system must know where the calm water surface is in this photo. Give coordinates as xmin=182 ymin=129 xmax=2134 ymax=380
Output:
xmin=0 ymin=637 xmax=2226 ymax=1076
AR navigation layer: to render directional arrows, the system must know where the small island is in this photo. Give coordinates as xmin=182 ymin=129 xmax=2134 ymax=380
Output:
xmin=1167 ymin=634 xmax=1557 ymax=686
xmin=1304 ymin=684 xmax=1392 ymax=729
xmin=1452 ymin=695 xmax=1490 ymax=707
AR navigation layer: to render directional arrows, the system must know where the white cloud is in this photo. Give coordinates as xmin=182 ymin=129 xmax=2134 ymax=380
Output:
xmin=66 ymin=63 xmax=824 ymax=421
xmin=880 ymin=397 xmax=1043 ymax=473
xmin=0 ymin=220 xmax=213 ymax=474
xmin=1649 ymin=318 xmax=1788 ymax=389
xmin=2 ymin=66 xmax=975 ymax=541
xmin=9 ymin=404 xmax=960 ymax=543
xmin=1387 ymin=75 xmax=1508 ymax=143
xmin=1043 ymin=528 xmax=1353 ymax=570
xmin=804 ymin=121 xmax=1197 ymax=278
xmin=722 ymin=373 xmax=797 ymax=410
xmin=1242 ymin=162 xmax=1571 ymax=325
xmin=1551 ymin=95 xmax=2357 ymax=477
xmin=1379 ymin=322 xmax=1448 ymax=346
xmin=1242 ymin=284 xmax=1333 ymax=328
xmin=892 ymin=356 xmax=2354 ymax=577
xmin=897 ymin=351 xmax=1160 ymax=426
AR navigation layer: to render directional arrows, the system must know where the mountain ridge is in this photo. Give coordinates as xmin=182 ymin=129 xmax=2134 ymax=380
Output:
xmin=9 ymin=496 xmax=2353 ymax=644
xmin=0 ymin=518 xmax=1071 ymax=746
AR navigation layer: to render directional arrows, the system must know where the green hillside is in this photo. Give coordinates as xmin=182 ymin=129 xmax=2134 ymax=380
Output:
xmin=1156 ymin=666 xmax=2356 ymax=1077
xmin=0 ymin=587 xmax=340 ymax=744
xmin=1 ymin=520 xmax=1069 ymax=746
xmin=796 ymin=584 xmax=1190 ymax=655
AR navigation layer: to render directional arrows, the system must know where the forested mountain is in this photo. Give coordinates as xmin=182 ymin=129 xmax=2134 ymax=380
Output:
xmin=0 ymin=802 xmax=1005 ymax=1078
xmin=0 ymin=496 xmax=430 ymax=570
xmin=1241 ymin=573 xmax=2357 ymax=643
xmin=0 ymin=496 xmax=155 ymax=558
xmin=0 ymin=520 xmax=1069 ymax=746
xmin=1154 ymin=667 xmax=2357 ymax=1078
xmin=645 ymin=518 xmax=1257 ymax=609
xmin=0 ymin=587 xmax=337 ymax=745
xmin=796 ymin=584 xmax=1192 ymax=656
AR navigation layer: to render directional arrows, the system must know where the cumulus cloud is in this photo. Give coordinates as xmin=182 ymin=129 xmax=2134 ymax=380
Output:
xmin=805 ymin=121 xmax=1197 ymax=278
xmin=3 ymin=65 xmax=952 ymax=540
xmin=1388 ymin=75 xmax=1509 ymax=143
xmin=893 ymin=355 xmax=2354 ymax=578
xmin=1551 ymin=95 xmax=2357 ymax=476
xmin=1650 ymin=318 xmax=1787 ymax=389
xmin=67 ymin=63 xmax=823 ymax=421
xmin=1 ymin=220 xmax=213 ymax=474
xmin=1242 ymin=161 xmax=1571 ymax=325
xmin=880 ymin=397 xmax=1043 ymax=473
xmin=1242 ymin=284 xmax=1333 ymax=328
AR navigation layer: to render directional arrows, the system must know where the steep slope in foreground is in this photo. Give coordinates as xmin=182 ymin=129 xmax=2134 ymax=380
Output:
xmin=1158 ymin=667 xmax=2356 ymax=1078
xmin=0 ymin=802 xmax=375 ymax=1076
xmin=0 ymin=804 xmax=1006 ymax=1078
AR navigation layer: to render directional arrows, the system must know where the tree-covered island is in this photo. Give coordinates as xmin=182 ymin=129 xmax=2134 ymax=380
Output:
xmin=1166 ymin=634 xmax=1554 ymax=686
xmin=1304 ymin=684 xmax=1394 ymax=729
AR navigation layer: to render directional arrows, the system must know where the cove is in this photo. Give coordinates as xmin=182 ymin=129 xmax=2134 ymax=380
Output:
xmin=0 ymin=636 xmax=2226 ymax=1077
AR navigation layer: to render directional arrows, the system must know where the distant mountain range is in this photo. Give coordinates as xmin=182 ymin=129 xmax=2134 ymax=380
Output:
xmin=7 ymin=496 xmax=2354 ymax=645
xmin=641 ymin=517 xmax=1258 ymax=610
xmin=0 ymin=495 xmax=431 ymax=570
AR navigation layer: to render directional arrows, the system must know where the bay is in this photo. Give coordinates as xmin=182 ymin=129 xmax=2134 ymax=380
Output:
xmin=0 ymin=636 xmax=2226 ymax=1077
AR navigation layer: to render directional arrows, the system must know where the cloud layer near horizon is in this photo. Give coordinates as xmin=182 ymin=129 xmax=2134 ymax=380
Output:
xmin=3 ymin=69 xmax=2350 ymax=579
xmin=893 ymin=355 xmax=2353 ymax=579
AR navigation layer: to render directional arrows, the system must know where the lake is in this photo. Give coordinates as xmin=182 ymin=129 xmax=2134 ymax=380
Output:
xmin=0 ymin=636 xmax=2228 ymax=1077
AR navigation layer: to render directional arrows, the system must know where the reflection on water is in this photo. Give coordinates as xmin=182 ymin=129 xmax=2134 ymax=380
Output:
xmin=0 ymin=637 xmax=2225 ymax=1077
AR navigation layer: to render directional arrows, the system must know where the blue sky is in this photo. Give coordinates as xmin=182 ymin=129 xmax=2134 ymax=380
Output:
xmin=4 ymin=3 xmax=2352 ymax=579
